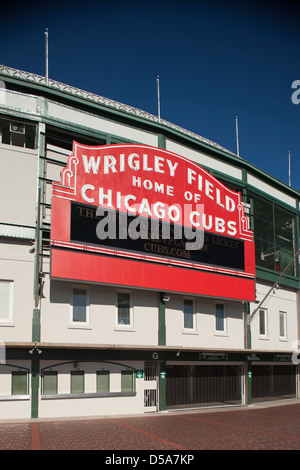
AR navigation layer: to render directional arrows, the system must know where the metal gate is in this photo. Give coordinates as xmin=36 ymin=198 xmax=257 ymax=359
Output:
xmin=252 ymin=364 xmax=297 ymax=403
xmin=144 ymin=361 xmax=158 ymax=411
xmin=166 ymin=364 xmax=243 ymax=409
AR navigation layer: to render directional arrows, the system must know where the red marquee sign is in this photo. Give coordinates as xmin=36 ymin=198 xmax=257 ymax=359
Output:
xmin=50 ymin=143 xmax=255 ymax=300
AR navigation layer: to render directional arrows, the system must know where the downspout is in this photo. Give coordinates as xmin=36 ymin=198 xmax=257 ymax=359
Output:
xmin=158 ymin=293 xmax=167 ymax=411
xmin=31 ymin=121 xmax=45 ymax=419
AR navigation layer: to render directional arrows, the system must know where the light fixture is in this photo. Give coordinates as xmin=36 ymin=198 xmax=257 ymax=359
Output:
xmin=29 ymin=342 xmax=42 ymax=354
xmin=273 ymin=284 xmax=280 ymax=294
xmin=29 ymin=242 xmax=35 ymax=253
xmin=163 ymin=295 xmax=170 ymax=302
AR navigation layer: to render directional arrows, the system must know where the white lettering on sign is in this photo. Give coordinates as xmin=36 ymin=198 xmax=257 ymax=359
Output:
xmin=72 ymin=145 xmax=252 ymax=241
xmin=82 ymin=155 xmax=101 ymax=174
xmin=81 ymin=185 xmax=238 ymax=237
xmin=81 ymin=184 xmax=95 ymax=203
xmin=132 ymin=176 xmax=174 ymax=196
xmin=82 ymin=153 xmax=179 ymax=177
xmin=81 ymin=154 xmax=236 ymax=214
xmin=187 ymin=167 xmax=235 ymax=213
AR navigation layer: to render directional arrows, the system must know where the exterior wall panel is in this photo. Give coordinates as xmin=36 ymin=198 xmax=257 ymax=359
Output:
xmin=166 ymin=139 xmax=243 ymax=180
xmin=165 ymin=295 xmax=244 ymax=350
xmin=0 ymin=145 xmax=37 ymax=227
xmin=0 ymin=240 xmax=34 ymax=342
xmin=247 ymin=174 xmax=297 ymax=208
xmin=42 ymin=280 xmax=159 ymax=347
xmin=39 ymin=361 xmax=144 ymax=418
xmin=250 ymin=282 xmax=298 ymax=352
xmin=47 ymin=101 xmax=159 ymax=146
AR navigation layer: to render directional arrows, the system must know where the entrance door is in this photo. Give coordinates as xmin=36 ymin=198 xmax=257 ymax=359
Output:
xmin=144 ymin=362 xmax=158 ymax=412
xmin=252 ymin=364 xmax=297 ymax=403
xmin=166 ymin=364 xmax=243 ymax=409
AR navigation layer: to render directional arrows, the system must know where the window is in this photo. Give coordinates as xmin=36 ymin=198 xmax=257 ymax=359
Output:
xmin=215 ymin=303 xmax=225 ymax=332
xmin=12 ymin=371 xmax=28 ymax=395
xmin=71 ymin=288 xmax=88 ymax=324
xmin=274 ymin=206 xmax=296 ymax=276
xmin=117 ymin=292 xmax=131 ymax=326
xmin=279 ymin=311 xmax=287 ymax=340
xmin=249 ymin=192 xmax=296 ymax=276
xmin=250 ymin=194 xmax=275 ymax=271
xmin=183 ymin=299 xmax=194 ymax=330
xmin=0 ymin=281 xmax=13 ymax=323
xmin=144 ymin=362 xmax=158 ymax=381
xmin=43 ymin=371 xmax=58 ymax=395
xmin=71 ymin=371 xmax=84 ymax=394
xmin=259 ymin=309 xmax=268 ymax=337
xmin=0 ymin=116 xmax=36 ymax=149
xmin=46 ymin=124 xmax=105 ymax=152
xmin=121 ymin=370 xmax=134 ymax=392
xmin=97 ymin=370 xmax=110 ymax=393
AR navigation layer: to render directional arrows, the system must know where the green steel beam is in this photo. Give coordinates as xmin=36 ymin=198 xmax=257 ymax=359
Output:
xmin=159 ymin=361 xmax=167 ymax=411
xmin=159 ymin=294 xmax=166 ymax=346
xmin=31 ymin=357 xmax=40 ymax=418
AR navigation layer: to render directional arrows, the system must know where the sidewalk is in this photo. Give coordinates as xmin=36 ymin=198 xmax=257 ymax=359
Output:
xmin=0 ymin=401 xmax=299 ymax=450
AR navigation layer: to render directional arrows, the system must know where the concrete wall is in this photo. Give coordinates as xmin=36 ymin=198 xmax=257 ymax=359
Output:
xmin=249 ymin=281 xmax=298 ymax=351
xmin=0 ymin=360 xmax=146 ymax=420
xmin=0 ymin=144 xmax=38 ymax=227
xmin=165 ymin=294 xmax=244 ymax=350
xmin=41 ymin=280 xmax=159 ymax=346
xmin=39 ymin=360 xmax=145 ymax=419
xmin=0 ymin=361 xmax=31 ymax=420
xmin=0 ymin=239 xmax=34 ymax=342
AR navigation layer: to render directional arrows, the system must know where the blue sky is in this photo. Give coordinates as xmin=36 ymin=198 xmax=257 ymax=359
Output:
xmin=1 ymin=0 xmax=300 ymax=191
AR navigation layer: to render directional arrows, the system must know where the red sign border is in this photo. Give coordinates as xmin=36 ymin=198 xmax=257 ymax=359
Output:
xmin=50 ymin=143 xmax=256 ymax=301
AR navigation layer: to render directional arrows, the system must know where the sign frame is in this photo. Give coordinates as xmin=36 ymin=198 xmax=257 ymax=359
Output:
xmin=50 ymin=143 xmax=255 ymax=301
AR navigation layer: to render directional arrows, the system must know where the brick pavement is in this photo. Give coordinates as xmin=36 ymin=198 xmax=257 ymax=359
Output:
xmin=0 ymin=402 xmax=299 ymax=450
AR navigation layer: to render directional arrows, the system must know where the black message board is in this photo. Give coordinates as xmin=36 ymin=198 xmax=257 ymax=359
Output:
xmin=70 ymin=202 xmax=245 ymax=270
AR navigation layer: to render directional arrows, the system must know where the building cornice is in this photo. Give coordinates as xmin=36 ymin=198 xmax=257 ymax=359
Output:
xmin=0 ymin=65 xmax=299 ymax=197
xmin=0 ymin=65 xmax=232 ymax=155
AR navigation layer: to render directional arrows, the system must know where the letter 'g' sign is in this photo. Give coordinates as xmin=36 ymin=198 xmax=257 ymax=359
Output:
xmin=50 ymin=143 xmax=255 ymax=301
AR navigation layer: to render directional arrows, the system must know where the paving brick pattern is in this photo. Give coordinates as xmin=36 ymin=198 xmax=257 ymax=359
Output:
xmin=0 ymin=402 xmax=300 ymax=450
xmin=0 ymin=423 xmax=31 ymax=450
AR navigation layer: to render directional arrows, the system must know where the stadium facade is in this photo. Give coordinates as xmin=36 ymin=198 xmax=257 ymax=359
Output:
xmin=0 ymin=65 xmax=299 ymax=419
